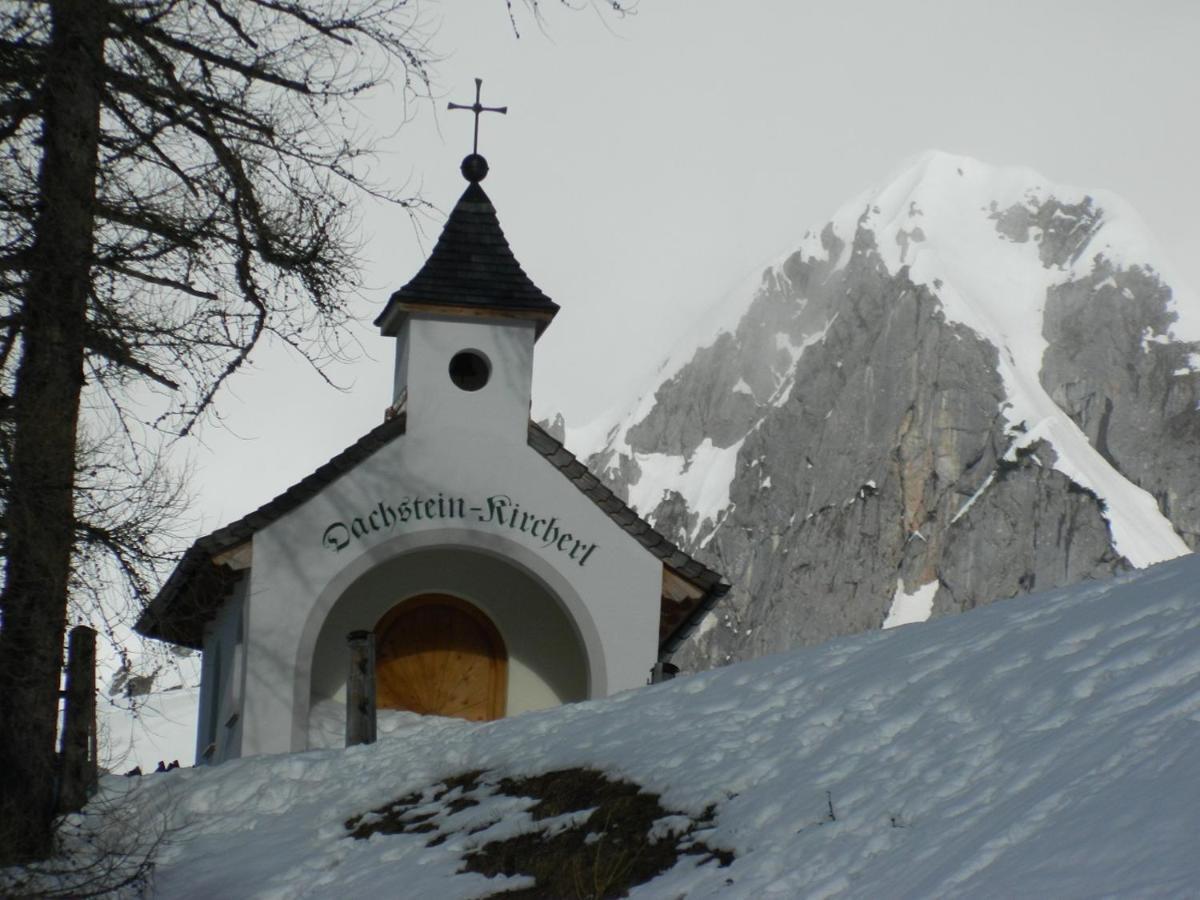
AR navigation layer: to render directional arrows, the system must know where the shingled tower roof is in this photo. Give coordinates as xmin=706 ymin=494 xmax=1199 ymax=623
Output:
xmin=375 ymin=158 xmax=559 ymax=336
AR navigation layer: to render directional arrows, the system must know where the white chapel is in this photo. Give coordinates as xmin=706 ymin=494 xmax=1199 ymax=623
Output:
xmin=136 ymin=144 xmax=729 ymax=765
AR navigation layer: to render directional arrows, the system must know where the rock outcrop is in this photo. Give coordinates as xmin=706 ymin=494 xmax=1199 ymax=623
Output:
xmin=581 ymin=152 xmax=1199 ymax=670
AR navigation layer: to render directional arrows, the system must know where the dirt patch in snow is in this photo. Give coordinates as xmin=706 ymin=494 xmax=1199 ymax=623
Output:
xmin=345 ymin=766 xmax=733 ymax=899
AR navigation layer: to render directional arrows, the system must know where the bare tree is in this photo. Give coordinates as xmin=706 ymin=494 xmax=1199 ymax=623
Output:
xmin=0 ymin=0 xmax=435 ymax=865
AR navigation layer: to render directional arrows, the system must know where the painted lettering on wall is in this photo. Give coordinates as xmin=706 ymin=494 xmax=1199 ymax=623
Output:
xmin=321 ymin=493 xmax=599 ymax=566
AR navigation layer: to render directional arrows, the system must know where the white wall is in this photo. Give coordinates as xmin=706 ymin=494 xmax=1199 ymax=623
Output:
xmin=228 ymin=310 xmax=661 ymax=757
xmin=399 ymin=314 xmax=536 ymax=442
xmin=196 ymin=578 xmax=246 ymax=765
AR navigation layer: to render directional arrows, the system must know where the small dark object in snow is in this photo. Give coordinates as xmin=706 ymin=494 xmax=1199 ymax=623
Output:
xmin=124 ymin=766 xmax=142 ymax=777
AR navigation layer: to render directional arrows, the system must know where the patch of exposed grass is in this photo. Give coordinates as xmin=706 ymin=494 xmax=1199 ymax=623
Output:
xmin=344 ymin=769 xmax=484 ymax=840
xmin=345 ymin=767 xmax=733 ymax=899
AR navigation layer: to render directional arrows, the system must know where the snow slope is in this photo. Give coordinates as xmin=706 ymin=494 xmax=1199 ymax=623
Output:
xmin=45 ymin=553 xmax=1200 ymax=898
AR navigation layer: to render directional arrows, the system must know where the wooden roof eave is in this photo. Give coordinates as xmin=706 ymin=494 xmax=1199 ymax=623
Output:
xmin=658 ymin=573 xmax=731 ymax=661
xmin=136 ymin=545 xmax=244 ymax=650
xmin=377 ymin=300 xmax=557 ymax=339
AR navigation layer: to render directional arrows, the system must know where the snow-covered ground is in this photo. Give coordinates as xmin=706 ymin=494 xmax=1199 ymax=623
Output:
xmin=42 ymin=552 xmax=1200 ymax=898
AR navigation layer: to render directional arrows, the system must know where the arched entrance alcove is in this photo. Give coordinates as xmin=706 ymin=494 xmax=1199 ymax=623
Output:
xmin=306 ymin=545 xmax=590 ymax=743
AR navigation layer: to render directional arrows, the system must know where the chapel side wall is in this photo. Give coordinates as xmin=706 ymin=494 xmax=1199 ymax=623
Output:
xmin=196 ymin=578 xmax=246 ymax=765
xmin=194 ymin=629 xmax=216 ymax=765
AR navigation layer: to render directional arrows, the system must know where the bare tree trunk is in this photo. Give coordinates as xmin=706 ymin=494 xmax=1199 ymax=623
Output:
xmin=0 ymin=0 xmax=106 ymax=864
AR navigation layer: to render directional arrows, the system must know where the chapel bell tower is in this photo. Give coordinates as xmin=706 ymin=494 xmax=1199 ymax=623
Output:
xmin=374 ymin=82 xmax=558 ymax=444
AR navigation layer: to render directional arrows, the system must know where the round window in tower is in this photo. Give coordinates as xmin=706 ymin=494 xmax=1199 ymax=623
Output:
xmin=448 ymin=350 xmax=491 ymax=392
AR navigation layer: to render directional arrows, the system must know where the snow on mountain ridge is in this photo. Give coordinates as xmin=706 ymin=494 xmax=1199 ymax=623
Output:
xmin=625 ymin=437 xmax=744 ymax=542
xmin=566 ymin=261 xmax=774 ymax=458
xmin=857 ymin=152 xmax=1190 ymax=565
xmin=579 ymin=151 xmax=1194 ymax=566
xmin=859 ymin=150 xmax=1200 ymax=343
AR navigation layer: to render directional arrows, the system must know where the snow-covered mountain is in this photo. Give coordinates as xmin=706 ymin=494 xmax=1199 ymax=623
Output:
xmin=579 ymin=151 xmax=1200 ymax=669
xmin=17 ymin=553 xmax=1200 ymax=898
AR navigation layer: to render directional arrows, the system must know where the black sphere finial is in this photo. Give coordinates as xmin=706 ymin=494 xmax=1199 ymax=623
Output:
xmin=461 ymin=153 xmax=489 ymax=183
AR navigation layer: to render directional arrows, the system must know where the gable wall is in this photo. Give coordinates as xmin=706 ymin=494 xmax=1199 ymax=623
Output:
xmin=236 ymin=424 xmax=661 ymax=756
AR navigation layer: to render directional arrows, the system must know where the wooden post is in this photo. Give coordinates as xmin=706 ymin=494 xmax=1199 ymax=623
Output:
xmin=58 ymin=625 xmax=97 ymax=813
xmin=346 ymin=630 xmax=377 ymax=747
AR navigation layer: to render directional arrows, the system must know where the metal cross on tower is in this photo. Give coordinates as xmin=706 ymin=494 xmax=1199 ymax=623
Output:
xmin=448 ymin=78 xmax=508 ymax=156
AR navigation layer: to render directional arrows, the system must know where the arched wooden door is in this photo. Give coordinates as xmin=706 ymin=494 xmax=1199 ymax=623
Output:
xmin=375 ymin=594 xmax=507 ymax=721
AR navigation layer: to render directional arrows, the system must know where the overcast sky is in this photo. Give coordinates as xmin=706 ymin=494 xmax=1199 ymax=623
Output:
xmin=188 ymin=0 xmax=1200 ymax=530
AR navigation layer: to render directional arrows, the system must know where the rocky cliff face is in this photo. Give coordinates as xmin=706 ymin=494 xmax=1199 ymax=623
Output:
xmin=580 ymin=152 xmax=1199 ymax=670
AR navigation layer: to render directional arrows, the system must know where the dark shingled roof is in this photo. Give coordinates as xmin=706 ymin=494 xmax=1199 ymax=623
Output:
xmin=375 ymin=182 xmax=559 ymax=334
xmin=135 ymin=418 xmax=729 ymax=660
